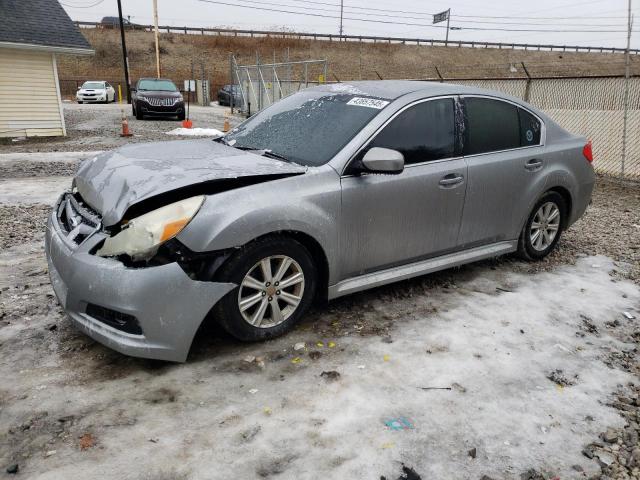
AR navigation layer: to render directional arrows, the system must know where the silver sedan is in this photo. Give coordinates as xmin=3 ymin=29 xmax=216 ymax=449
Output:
xmin=45 ymin=81 xmax=595 ymax=361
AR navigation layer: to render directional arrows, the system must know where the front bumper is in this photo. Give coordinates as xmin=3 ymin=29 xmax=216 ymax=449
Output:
xmin=77 ymin=93 xmax=106 ymax=102
xmin=138 ymin=100 xmax=184 ymax=116
xmin=45 ymin=198 xmax=235 ymax=362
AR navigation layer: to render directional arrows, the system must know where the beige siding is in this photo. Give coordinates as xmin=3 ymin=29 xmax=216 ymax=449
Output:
xmin=0 ymin=48 xmax=64 ymax=137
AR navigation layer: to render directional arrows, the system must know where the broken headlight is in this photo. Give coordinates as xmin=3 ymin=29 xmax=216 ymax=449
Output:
xmin=96 ymin=196 xmax=204 ymax=259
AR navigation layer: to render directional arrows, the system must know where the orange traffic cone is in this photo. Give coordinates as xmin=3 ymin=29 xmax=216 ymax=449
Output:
xmin=223 ymin=115 xmax=230 ymax=133
xmin=120 ymin=110 xmax=132 ymax=137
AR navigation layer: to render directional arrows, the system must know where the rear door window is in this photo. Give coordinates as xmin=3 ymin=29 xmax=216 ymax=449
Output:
xmin=366 ymin=98 xmax=456 ymax=165
xmin=463 ymin=97 xmax=520 ymax=155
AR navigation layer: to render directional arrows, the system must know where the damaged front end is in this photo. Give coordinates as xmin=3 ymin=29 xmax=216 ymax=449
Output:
xmin=46 ymin=191 xmax=236 ymax=362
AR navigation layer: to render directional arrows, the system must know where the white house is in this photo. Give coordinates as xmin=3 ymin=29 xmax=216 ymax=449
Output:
xmin=0 ymin=0 xmax=93 ymax=137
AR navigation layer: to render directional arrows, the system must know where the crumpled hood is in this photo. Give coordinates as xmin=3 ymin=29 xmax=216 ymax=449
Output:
xmin=75 ymin=139 xmax=306 ymax=226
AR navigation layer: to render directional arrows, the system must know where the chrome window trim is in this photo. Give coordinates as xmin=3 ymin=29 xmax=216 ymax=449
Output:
xmin=460 ymin=94 xmax=546 ymax=159
xmin=340 ymin=95 xmax=460 ymax=177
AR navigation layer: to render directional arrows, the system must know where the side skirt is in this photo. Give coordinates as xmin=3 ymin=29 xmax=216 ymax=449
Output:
xmin=327 ymin=240 xmax=518 ymax=300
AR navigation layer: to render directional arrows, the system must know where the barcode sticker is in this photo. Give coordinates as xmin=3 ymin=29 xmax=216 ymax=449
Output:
xmin=346 ymin=97 xmax=390 ymax=109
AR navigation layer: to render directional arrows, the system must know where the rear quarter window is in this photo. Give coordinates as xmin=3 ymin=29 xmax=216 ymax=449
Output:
xmin=519 ymin=108 xmax=542 ymax=146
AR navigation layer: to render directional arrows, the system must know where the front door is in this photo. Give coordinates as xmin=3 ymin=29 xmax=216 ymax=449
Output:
xmin=339 ymin=97 xmax=468 ymax=280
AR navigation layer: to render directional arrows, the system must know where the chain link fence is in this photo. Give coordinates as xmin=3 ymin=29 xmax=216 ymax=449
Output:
xmin=231 ymin=56 xmax=328 ymax=114
xmin=454 ymin=76 xmax=640 ymax=178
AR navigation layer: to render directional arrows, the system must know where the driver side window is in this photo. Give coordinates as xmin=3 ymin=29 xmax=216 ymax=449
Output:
xmin=366 ymin=98 xmax=456 ymax=165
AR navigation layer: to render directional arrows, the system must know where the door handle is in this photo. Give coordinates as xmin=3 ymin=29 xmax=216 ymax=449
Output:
xmin=439 ymin=174 xmax=464 ymax=187
xmin=525 ymin=159 xmax=543 ymax=171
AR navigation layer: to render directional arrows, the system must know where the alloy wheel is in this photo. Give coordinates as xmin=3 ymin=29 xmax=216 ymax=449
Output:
xmin=530 ymin=201 xmax=561 ymax=251
xmin=237 ymin=255 xmax=305 ymax=328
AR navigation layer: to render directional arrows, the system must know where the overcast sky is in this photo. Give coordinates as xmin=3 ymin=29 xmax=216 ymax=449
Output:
xmin=61 ymin=0 xmax=639 ymax=49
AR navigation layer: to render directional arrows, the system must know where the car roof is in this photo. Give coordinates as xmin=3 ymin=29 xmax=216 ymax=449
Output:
xmin=311 ymin=80 xmax=518 ymax=102
xmin=138 ymin=78 xmax=175 ymax=82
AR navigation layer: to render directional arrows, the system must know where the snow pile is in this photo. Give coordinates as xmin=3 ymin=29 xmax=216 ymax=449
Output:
xmin=165 ymin=127 xmax=223 ymax=137
xmin=3 ymin=256 xmax=639 ymax=479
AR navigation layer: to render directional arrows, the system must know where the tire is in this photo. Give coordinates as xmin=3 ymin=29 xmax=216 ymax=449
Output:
xmin=177 ymin=111 xmax=185 ymax=121
xmin=134 ymin=103 xmax=143 ymax=120
xmin=213 ymin=236 xmax=317 ymax=342
xmin=517 ymin=191 xmax=567 ymax=260
xmin=77 ymin=101 xmax=83 ymax=104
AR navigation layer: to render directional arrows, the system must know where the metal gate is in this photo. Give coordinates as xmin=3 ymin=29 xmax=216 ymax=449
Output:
xmin=230 ymin=56 xmax=328 ymax=114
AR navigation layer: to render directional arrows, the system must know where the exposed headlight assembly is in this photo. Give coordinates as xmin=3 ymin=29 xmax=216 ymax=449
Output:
xmin=97 ymin=196 xmax=204 ymax=259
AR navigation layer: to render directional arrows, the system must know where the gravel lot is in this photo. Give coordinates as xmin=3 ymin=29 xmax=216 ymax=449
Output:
xmin=0 ymin=102 xmax=242 ymax=154
xmin=0 ymin=103 xmax=639 ymax=479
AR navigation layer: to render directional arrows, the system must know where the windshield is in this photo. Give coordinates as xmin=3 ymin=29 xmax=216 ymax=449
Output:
xmin=224 ymin=91 xmax=389 ymax=166
xmin=138 ymin=79 xmax=178 ymax=92
xmin=82 ymin=82 xmax=104 ymax=89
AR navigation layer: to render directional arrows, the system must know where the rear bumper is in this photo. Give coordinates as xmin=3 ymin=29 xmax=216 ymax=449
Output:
xmin=567 ymin=169 xmax=596 ymax=228
xmin=45 ymin=202 xmax=235 ymax=362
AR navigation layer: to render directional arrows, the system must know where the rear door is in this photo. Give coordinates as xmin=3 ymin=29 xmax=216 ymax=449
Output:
xmin=339 ymin=97 xmax=468 ymax=279
xmin=458 ymin=96 xmax=545 ymax=248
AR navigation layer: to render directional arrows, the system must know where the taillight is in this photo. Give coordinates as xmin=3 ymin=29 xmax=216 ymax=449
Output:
xmin=583 ymin=141 xmax=593 ymax=163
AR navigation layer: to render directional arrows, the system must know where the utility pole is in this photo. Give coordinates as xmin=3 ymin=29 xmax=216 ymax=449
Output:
xmin=116 ymin=0 xmax=131 ymax=103
xmin=339 ymin=0 xmax=344 ymax=38
xmin=621 ymin=0 xmax=633 ymax=177
xmin=153 ymin=0 xmax=161 ymax=78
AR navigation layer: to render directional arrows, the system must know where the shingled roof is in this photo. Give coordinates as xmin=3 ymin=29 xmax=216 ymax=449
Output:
xmin=0 ymin=0 xmax=93 ymax=54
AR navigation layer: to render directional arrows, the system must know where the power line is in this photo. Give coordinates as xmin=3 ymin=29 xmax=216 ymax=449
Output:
xmin=60 ymin=0 xmax=105 ymax=8
xmin=264 ymin=0 xmax=631 ymax=21
xmin=264 ymin=0 xmax=629 ymax=26
xmin=196 ymin=0 xmax=638 ymax=33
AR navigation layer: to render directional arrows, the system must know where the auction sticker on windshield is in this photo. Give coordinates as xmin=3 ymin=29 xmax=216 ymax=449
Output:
xmin=346 ymin=97 xmax=390 ymax=109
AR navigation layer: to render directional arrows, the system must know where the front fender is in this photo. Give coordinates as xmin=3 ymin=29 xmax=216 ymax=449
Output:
xmin=176 ymin=167 xmax=341 ymax=282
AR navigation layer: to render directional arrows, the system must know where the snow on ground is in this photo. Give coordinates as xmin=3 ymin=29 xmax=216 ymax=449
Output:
xmin=166 ymin=127 xmax=224 ymax=137
xmin=1 ymin=251 xmax=638 ymax=479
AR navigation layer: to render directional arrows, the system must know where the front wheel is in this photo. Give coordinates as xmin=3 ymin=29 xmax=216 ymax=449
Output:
xmin=213 ymin=236 xmax=317 ymax=341
xmin=517 ymin=191 xmax=567 ymax=260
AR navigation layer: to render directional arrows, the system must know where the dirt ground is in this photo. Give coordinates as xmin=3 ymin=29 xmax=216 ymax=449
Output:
xmin=1 ymin=104 xmax=640 ymax=480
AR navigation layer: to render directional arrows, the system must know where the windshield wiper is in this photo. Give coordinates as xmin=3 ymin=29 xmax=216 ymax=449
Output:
xmin=260 ymin=150 xmax=290 ymax=163
xmin=218 ymin=142 xmax=290 ymax=163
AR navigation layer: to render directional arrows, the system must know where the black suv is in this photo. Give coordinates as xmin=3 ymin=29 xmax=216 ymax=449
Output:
xmin=132 ymin=78 xmax=185 ymax=120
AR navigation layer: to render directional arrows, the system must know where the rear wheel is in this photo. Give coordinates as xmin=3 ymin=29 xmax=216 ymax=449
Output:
xmin=517 ymin=191 xmax=566 ymax=260
xmin=213 ymin=236 xmax=317 ymax=341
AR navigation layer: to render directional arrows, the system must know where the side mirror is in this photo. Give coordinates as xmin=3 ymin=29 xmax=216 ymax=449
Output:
xmin=131 ymin=87 xmax=136 ymax=92
xmin=77 ymin=87 xmax=81 ymax=90
xmin=361 ymin=147 xmax=404 ymax=174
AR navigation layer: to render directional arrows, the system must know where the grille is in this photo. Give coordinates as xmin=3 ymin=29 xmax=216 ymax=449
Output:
xmin=146 ymin=97 xmax=175 ymax=107
xmin=57 ymin=193 xmax=101 ymax=245
xmin=86 ymin=304 xmax=142 ymax=335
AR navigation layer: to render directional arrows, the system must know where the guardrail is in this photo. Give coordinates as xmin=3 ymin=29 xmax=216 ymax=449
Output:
xmin=74 ymin=21 xmax=640 ymax=55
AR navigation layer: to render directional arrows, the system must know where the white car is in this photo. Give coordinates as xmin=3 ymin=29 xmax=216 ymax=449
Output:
xmin=76 ymin=81 xmax=116 ymax=104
